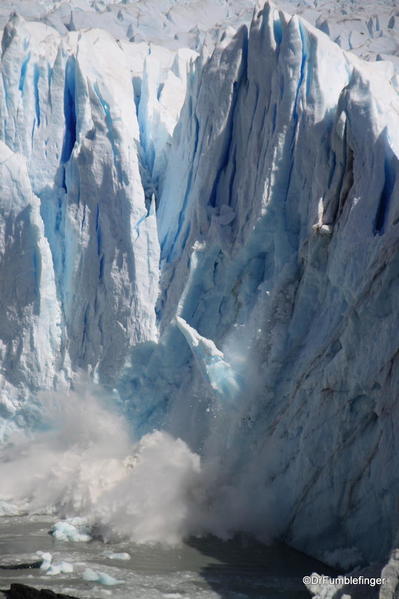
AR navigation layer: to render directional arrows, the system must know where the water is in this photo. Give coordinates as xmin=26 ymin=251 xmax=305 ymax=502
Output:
xmin=0 ymin=396 xmax=336 ymax=597
xmin=0 ymin=515 xmax=334 ymax=598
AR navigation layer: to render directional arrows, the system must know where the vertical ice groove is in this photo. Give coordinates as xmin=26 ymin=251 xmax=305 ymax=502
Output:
xmin=161 ymin=110 xmax=198 ymax=264
xmin=373 ymin=135 xmax=397 ymax=235
xmin=18 ymin=52 xmax=30 ymax=92
xmin=208 ymin=28 xmax=248 ymax=210
xmin=157 ymin=25 xmax=247 ymax=266
xmin=61 ymin=56 xmax=77 ymax=164
xmin=33 ymin=63 xmax=40 ymax=125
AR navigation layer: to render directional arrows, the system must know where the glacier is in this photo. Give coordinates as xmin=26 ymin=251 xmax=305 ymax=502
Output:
xmin=1 ymin=0 xmax=399 ymax=580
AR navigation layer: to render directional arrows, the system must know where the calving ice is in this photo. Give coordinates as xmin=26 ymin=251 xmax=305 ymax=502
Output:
xmin=0 ymin=0 xmax=399 ymax=580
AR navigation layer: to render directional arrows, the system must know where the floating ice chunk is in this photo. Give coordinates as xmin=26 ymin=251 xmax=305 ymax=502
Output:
xmin=82 ymin=568 xmax=124 ymax=586
xmin=51 ymin=518 xmax=92 ymax=542
xmin=58 ymin=561 xmax=73 ymax=574
xmin=97 ymin=572 xmax=124 ymax=586
xmin=37 ymin=551 xmax=73 ymax=575
xmin=37 ymin=552 xmax=53 ymax=571
xmin=103 ymin=552 xmax=131 ymax=561
xmin=46 ymin=561 xmax=74 ymax=576
xmin=82 ymin=568 xmax=98 ymax=582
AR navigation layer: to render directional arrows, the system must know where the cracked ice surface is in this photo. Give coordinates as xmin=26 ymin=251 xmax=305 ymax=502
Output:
xmin=0 ymin=14 xmax=167 ymax=417
xmin=1 ymin=0 xmax=399 ymax=62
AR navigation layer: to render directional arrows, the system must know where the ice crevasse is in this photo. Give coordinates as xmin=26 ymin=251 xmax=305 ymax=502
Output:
xmin=1 ymin=0 xmax=399 ymax=569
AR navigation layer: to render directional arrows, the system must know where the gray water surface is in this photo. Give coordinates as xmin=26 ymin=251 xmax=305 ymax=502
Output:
xmin=0 ymin=515 xmax=334 ymax=598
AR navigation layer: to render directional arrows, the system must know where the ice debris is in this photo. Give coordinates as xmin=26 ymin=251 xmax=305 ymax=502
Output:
xmin=37 ymin=552 xmax=74 ymax=576
xmin=82 ymin=568 xmax=124 ymax=586
xmin=51 ymin=518 xmax=92 ymax=543
xmin=103 ymin=552 xmax=131 ymax=561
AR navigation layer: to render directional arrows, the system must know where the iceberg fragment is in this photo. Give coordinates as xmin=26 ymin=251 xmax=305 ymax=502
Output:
xmin=82 ymin=567 xmax=123 ymax=586
xmin=51 ymin=518 xmax=92 ymax=543
xmin=176 ymin=316 xmax=240 ymax=404
xmin=103 ymin=552 xmax=131 ymax=561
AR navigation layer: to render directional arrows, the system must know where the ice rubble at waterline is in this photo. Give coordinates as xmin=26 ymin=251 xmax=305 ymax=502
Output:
xmin=1 ymin=0 xmax=399 ymax=570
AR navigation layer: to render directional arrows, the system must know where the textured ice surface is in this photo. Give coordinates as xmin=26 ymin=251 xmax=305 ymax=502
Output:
xmin=1 ymin=0 xmax=399 ymax=573
xmin=120 ymin=4 xmax=399 ymax=567
xmin=51 ymin=519 xmax=92 ymax=543
xmin=0 ymin=13 xmax=165 ymax=422
xmin=103 ymin=552 xmax=131 ymax=560
xmin=82 ymin=567 xmax=124 ymax=585
xmin=1 ymin=0 xmax=399 ymax=62
xmin=36 ymin=551 xmax=74 ymax=576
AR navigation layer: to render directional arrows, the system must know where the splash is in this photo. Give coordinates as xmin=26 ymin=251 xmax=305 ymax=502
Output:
xmin=0 ymin=381 xmax=279 ymax=546
xmin=0 ymin=387 xmax=201 ymax=544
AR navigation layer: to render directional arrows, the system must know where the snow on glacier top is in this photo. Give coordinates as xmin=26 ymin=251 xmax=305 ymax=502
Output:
xmin=0 ymin=0 xmax=398 ymax=63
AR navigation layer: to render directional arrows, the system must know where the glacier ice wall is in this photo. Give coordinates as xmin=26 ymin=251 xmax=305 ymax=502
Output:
xmin=0 ymin=15 xmax=170 ymax=418
xmin=120 ymin=4 xmax=399 ymax=566
xmin=2 ymin=0 xmax=399 ymax=569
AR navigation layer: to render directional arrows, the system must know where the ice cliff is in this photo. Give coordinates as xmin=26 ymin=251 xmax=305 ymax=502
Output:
xmin=1 ymin=0 xmax=399 ymax=572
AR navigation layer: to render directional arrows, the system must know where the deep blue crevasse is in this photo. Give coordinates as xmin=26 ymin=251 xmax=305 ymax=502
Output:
xmin=61 ymin=56 xmax=77 ymax=164
xmin=374 ymin=152 xmax=396 ymax=235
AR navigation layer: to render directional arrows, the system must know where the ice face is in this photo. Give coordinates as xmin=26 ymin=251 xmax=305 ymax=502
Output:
xmin=119 ymin=5 xmax=399 ymax=567
xmin=0 ymin=15 xmax=165 ymax=421
xmin=1 ymin=0 xmax=399 ymax=571
xmin=0 ymin=141 xmax=63 ymax=422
